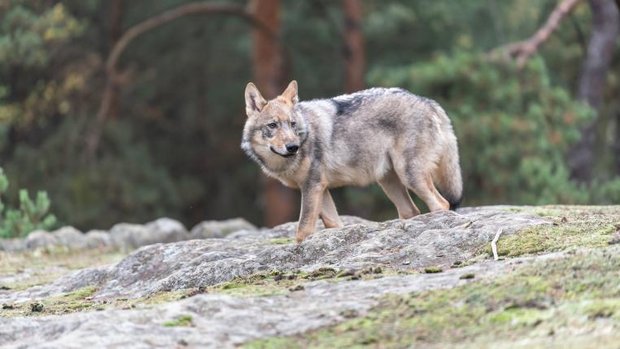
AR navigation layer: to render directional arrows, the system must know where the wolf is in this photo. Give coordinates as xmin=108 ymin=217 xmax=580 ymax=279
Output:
xmin=242 ymin=80 xmax=462 ymax=243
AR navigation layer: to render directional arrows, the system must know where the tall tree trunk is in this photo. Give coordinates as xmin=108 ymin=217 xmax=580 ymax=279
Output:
xmin=615 ymin=112 xmax=620 ymax=175
xmin=569 ymin=0 xmax=619 ymax=182
xmin=342 ymin=0 xmax=365 ymax=92
xmin=250 ymin=0 xmax=297 ymax=227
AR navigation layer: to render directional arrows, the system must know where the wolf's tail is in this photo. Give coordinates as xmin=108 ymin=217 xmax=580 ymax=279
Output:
xmin=432 ymin=108 xmax=463 ymax=210
xmin=435 ymin=138 xmax=463 ymax=210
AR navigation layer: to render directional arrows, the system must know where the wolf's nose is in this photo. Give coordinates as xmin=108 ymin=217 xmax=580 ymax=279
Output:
xmin=286 ymin=144 xmax=299 ymax=154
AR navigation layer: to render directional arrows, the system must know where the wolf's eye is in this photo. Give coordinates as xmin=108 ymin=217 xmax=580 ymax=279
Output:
xmin=267 ymin=122 xmax=278 ymax=129
xmin=291 ymin=121 xmax=297 ymax=127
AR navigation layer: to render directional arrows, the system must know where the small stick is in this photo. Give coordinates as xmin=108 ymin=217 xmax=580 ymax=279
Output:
xmin=491 ymin=228 xmax=503 ymax=261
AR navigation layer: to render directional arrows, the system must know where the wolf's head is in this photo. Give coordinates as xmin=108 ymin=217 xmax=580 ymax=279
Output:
xmin=242 ymin=80 xmax=307 ymax=172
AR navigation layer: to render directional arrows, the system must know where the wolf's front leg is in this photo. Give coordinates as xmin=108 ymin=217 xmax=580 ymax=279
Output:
xmin=296 ymin=184 xmax=325 ymax=243
xmin=320 ymin=189 xmax=343 ymax=228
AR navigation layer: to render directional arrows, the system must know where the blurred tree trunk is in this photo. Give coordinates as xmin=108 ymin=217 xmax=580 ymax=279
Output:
xmin=250 ymin=0 xmax=297 ymax=227
xmin=613 ymin=0 xmax=620 ymax=176
xmin=568 ymin=0 xmax=619 ymax=182
xmin=616 ymin=111 xmax=620 ymax=175
xmin=342 ymin=0 xmax=365 ymax=92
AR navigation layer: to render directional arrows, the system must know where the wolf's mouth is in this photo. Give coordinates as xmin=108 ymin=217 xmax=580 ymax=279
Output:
xmin=270 ymin=146 xmax=297 ymax=158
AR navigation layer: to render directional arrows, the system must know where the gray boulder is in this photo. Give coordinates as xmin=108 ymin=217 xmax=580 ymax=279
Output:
xmin=84 ymin=230 xmax=113 ymax=248
xmin=0 ymin=238 xmax=26 ymax=252
xmin=146 ymin=217 xmax=188 ymax=239
xmin=52 ymin=226 xmax=87 ymax=250
xmin=110 ymin=218 xmax=187 ymax=250
xmin=190 ymin=218 xmax=256 ymax=239
xmin=24 ymin=230 xmax=58 ymax=250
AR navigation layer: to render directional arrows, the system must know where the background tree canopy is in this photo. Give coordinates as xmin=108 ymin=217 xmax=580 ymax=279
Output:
xmin=0 ymin=0 xmax=618 ymax=232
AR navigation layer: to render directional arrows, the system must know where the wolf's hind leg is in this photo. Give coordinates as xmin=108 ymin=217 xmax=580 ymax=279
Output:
xmin=320 ymin=189 xmax=344 ymax=228
xmin=405 ymin=172 xmax=450 ymax=212
xmin=378 ymin=169 xmax=420 ymax=219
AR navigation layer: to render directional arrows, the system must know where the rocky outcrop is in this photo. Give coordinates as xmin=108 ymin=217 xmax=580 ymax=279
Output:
xmin=2 ymin=208 xmax=550 ymax=302
xmin=2 ymin=206 xmax=618 ymax=349
xmin=0 ymin=252 xmax=565 ymax=349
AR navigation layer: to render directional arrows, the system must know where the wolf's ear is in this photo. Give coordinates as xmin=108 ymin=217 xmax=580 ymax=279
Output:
xmin=281 ymin=80 xmax=298 ymax=104
xmin=245 ymin=82 xmax=267 ymax=117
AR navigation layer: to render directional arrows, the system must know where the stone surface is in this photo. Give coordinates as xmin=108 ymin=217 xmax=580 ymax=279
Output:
xmin=0 ymin=217 xmax=253 ymax=252
xmin=2 ymin=206 xmax=618 ymax=349
xmin=24 ymin=230 xmax=58 ymax=250
xmin=1 ymin=208 xmax=550 ymax=302
xmin=83 ymin=230 xmax=113 ymax=249
xmin=0 ymin=238 xmax=26 ymax=252
xmin=52 ymin=227 xmax=88 ymax=250
xmin=108 ymin=218 xmax=189 ymax=250
xmin=189 ymin=218 xmax=257 ymax=239
xmin=0 ymin=255 xmax=538 ymax=349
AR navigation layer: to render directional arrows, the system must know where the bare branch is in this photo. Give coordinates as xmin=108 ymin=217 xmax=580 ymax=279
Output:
xmin=494 ymin=0 xmax=583 ymax=68
xmin=105 ymin=3 xmax=270 ymax=75
xmin=86 ymin=2 xmax=276 ymax=159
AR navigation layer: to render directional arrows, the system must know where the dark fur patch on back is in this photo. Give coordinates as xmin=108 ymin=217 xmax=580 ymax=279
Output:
xmin=377 ymin=118 xmax=399 ymax=134
xmin=331 ymin=96 xmax=364 ymax=117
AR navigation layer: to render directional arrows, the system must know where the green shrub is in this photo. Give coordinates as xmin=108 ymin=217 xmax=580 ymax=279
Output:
xmin=0 ymin=167 xmax=56 ymax=238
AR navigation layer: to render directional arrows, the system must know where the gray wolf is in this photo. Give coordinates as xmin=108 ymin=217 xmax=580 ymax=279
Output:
xmin=242 ymin=80 xmax=462 ymax=243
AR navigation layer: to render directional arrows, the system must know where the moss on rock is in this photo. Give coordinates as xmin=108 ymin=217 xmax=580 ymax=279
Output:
xmin=245 ymin=245 xmax=620 ymax=348
xmin=480 ymin=205 xmax=619 ymax=258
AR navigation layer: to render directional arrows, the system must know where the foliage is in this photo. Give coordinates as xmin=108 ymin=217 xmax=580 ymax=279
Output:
xmin=0 ymin=167 xmax=56 ymax=238
xmin=6 ymin=118 xmax=194 ymax=230
xmin=0 ymin=0 xmax=618 ymax=229
xmin=0 ymin=2 xmax=85 ymax=127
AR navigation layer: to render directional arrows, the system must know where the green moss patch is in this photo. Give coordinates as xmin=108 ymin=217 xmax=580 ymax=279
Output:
xmin=163 ymin=314 xmax=193 ymax=327
xmin=423 ymin=266 xmax=443 ymax=274
xmin=269 ymin=237 xmax=295 ymax=245
xmin=245 ymin=246 xmax=620 ymax=348
xmin=210 ymin=267 xmax=389 ymax=297
xmin=0 ymin=287 xmax=193 ymax=317
xmin=481 ymin=205 xmax=619 ymax=258
xmin=1 ymin=286 xmax=97 ymax=316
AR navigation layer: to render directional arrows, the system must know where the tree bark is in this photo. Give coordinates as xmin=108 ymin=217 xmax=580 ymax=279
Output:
xmin=568 ymin=0 xmax=619 ymax=181
xmin=342 ymin=0 xmax=365 ymax=92
xmin=250 ymin=0 xmax=297 ymax=227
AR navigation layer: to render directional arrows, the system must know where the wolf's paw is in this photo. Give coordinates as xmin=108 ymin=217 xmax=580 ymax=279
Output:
xmin=295 ymin=230 xmax=312 ymax=244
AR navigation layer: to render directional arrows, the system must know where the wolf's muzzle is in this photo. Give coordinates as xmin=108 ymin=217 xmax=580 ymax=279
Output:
xmin=270 ymin=146 xmax=297 ymax=158
xmin=286 ymin=144 xmax=299 ymax=154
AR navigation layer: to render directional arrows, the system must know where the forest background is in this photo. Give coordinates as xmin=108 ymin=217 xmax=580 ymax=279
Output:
xmin=0 ymin=0 xmax=618 ymax=234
